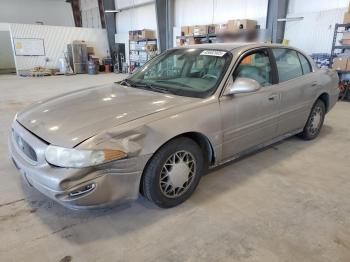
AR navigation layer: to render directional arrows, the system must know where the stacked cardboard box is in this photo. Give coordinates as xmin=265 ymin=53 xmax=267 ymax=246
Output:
xmin=180 ymin=19 xmax=257 ymax=36
xmin=193 ymin=25 xmax=209 ymax=36
xmin=227 ymin=19 xmax=257 ymax=32
xmin=129 ymin=29 xmax=156 ymax=41
xmin=332 ymin=57 xmax=350 ymax=71
xmin=177 ymin=19 xmax=258 ymax=46
xmin=342 ymin=32 xmax=350 ymax=45
xmin=344 ymin=3 xmax=350 ymax=24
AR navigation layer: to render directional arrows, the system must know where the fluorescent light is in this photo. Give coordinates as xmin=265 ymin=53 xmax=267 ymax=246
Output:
xmin=277 ymin=17 xmax=304 ymax=22
xmin=104 ymin=10 xmax=120 ymax=13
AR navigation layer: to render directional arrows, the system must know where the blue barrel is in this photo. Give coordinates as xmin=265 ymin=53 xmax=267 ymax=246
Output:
xmin=87 ymin=61 xmax=97 ymax=75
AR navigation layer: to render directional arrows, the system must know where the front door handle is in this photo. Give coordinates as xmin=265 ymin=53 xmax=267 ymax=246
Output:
xmin=311 ymin=81 xmax=318 ymax=87
xmin=268 ymin=94 xmax=278 ymax=101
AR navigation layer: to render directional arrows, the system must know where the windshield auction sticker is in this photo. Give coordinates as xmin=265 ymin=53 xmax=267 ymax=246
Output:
xmin=200 ymin=50 xmax=227 ymax=57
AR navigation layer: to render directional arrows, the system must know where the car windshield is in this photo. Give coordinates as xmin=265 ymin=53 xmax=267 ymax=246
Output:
xmin=125 ymin=48 xmax=232 ymax=98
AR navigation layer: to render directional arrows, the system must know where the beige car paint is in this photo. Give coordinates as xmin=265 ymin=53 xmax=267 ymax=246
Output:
xmin=9 ymin=43 xmax=339 ymax=209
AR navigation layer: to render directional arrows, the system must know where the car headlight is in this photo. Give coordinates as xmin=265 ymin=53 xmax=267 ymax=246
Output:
xmin=45 ymin=145 xmax=127 ymax=168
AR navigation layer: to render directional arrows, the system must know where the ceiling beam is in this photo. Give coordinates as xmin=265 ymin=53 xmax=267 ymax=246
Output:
xmin=69 ymin=0 xmax=82 ymax=27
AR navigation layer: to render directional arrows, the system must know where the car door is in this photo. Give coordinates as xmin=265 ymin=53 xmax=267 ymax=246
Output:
xmin=271 ymin=48 xmax=317 ymax=136
xmin=219 ymin=48 xmax=280 ymax=161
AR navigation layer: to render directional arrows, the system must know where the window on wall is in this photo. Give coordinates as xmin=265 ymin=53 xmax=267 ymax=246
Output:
xmin=233 ymin=50 xmax=273 ymax=87
xmin=272 ymin=49 xmax=303 ymax=82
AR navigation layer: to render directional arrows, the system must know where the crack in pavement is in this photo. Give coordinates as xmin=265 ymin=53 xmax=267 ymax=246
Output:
xmin=0 ymin=198 xmax=25 ymax=208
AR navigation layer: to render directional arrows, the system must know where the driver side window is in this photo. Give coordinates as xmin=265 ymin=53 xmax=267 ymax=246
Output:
xmin=233 ymin=50 xmax=273 ymax=87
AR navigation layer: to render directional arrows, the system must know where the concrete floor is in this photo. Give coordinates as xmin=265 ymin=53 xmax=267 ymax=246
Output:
xmin=0 ymin=74 xmax=349 ymax=262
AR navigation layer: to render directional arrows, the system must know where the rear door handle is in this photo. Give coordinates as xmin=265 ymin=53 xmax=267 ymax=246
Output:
xmin=311 ymin=81 xmax=318 ymax=87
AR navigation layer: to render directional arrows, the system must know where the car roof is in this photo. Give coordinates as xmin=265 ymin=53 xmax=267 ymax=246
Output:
xmin=177 ymin=42 xmax=297 ymax=53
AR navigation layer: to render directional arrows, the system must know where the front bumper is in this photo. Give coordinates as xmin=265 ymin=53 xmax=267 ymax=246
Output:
xmin=8 ymin=120 xmax=151 ymax=210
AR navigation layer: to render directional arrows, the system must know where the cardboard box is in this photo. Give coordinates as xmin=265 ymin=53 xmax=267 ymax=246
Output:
xmin=129 ymin=30 xmax=139 ymax=41
xmin=332 ymin=57 xmax=348 ymax=71
xmin=342 ymin=39 xmax=350 ymax=45
xmin=344 ymin=12 xmax=350 ymax=24
xmin=140 ymin=29 xmax=155 ymax=39
xmin=181 ymin=26 xmax=190 ymax=36
xmin=343 ymin=32 xmax=350 ymax=39
xmin=129 ymin=29 xmax=155 ymax=40
xmin=86 ymin=47 xmax=94 ymax=54
xmin=193 ymin=25 xmax=208 ymax=36
xmin=227 ymin=19 xmax=257 ymax=32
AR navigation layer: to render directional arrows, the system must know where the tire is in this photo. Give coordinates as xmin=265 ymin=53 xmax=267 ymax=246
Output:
xmin=299 ymin=99 xmax=326 ymax=140
xmin=142 ymin=137 xmax=204 ymax=208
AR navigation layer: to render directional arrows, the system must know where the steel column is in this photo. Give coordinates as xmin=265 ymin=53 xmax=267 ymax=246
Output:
xmin=155 ymin=0 xmax=174 ymax=52
xmin=266 ymin=0 xmax=289 ymax=43
xmin=102 ymin=0 xmax=117 ymax=63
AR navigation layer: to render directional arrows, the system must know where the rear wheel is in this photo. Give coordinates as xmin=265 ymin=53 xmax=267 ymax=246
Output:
xmin=299 ymin=99 xmax=326 ymax=140
xmin=142 ymin=137 xmax=204 ymax=208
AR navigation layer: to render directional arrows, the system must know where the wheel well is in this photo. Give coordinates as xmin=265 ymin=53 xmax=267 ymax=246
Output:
xmin=175 ymin=132 xmax=215 ymax=166
xmin=318 ymin=93 xmax=329 ymax=112
xmin=139 ymin=132 xmax=215 ymax=195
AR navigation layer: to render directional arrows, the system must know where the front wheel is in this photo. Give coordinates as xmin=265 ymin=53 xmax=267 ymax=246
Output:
xmin=299 ymin=99 xmax=326 ymax=140
xmin=141 ymin=137 xmax=204 ymax=208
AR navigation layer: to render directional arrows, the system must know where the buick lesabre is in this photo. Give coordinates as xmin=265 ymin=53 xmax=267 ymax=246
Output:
xmin=9 ymin=43 xmax=339 ymax=209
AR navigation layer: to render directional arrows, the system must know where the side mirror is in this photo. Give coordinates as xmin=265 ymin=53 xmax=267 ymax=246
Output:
xmin=224 ymin=77 xmax=262 ymax=96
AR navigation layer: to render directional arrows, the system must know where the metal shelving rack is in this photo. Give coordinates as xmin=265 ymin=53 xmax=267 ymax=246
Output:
xmin=330 ymin=23 xmax=350 ymax=100
xmin=329 ymin=23 xmax=350 ymax=68
xmin=129 ymin=38 xmax=157 ymax=72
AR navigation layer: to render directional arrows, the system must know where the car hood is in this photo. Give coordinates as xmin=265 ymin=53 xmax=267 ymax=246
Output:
xmin=17 ymin=83 xmax=197 ymax=148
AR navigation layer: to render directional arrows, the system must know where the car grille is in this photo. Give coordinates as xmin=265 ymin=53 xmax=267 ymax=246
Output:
xmin=13 ymin=131 xmax=38 ymax=162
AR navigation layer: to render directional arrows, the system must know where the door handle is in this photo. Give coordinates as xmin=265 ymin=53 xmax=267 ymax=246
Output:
xmin=268 ymin=94 xmax=278 ymax=101
xmin=311 ymin=81 xmax=318 ymax=87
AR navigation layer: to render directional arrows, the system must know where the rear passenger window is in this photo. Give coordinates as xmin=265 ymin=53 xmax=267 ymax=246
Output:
xmin=272 ymin=49 xmax=303 ymax=82
xmin=297 ymin=53 xmax=312 ymax=74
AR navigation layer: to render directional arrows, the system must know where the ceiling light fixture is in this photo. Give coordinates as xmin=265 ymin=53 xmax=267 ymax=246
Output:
xmin=104 ymin=10 xmax=120 ymax=13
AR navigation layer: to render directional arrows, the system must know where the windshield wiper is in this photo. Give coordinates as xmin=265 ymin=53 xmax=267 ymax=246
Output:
xmin=118 ymin=78 xmax=136 ymax=87
xmin=134 ymin=83 xmax=172 ymax=94
xmin=119 ymin=79 xmax=172 ymax=94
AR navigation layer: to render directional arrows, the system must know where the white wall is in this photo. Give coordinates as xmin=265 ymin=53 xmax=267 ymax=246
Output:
xmin=0 ymin=30 xmax=15 ymax=69
xmin=114 ymin=0 xmax=157 ymax=65
xmin=0 ymin=0 xmax=74 ymax=27
xmin=9 ymin=23 xmax=109 ymax=72
xmin=288 ymin=0 xmax=348 ymax=14
xmin=175 ymin=0 xmax=268 ymax=29
xmin=285 ymin=0 xmax=349 ymax=54
xmin=115 ymin=1 xmax=157 ymax=33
